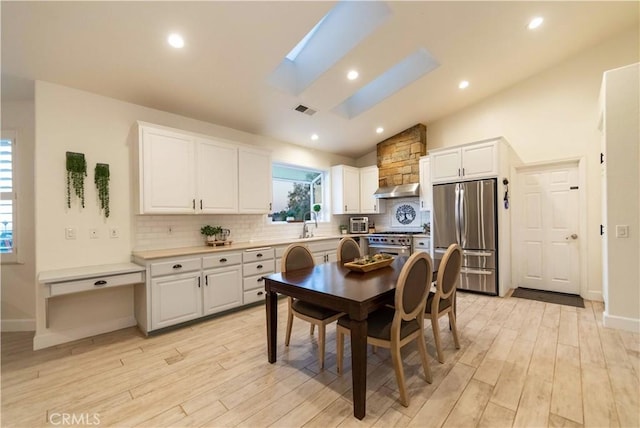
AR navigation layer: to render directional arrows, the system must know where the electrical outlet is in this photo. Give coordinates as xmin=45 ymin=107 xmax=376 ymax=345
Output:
xmin=65 ymin=227 xmax=77 ymax=240
xmin=89 ymin=228 xmax=99 ymax=239
xmin=616 ymin=225 xmax=629 ymax=238
xmin=109 ymin=227 xmax=119 ymax=238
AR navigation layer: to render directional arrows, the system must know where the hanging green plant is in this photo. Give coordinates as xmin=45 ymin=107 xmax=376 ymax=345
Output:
xmin=66 ymin=152 xmax=87 ymax=208
xmin=94 ymin=163 xmax=110 ymax=218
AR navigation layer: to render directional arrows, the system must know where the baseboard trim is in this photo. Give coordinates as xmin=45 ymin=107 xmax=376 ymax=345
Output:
xmin=1 ymin=318 xmax=36 ymax=332
xmin=33 ymin=316 xmax=137 ymax=350
xmin=603 ymin=311 xmax=640 ymax=333
xmin=585 ymin=291 xmax=603 ymax=302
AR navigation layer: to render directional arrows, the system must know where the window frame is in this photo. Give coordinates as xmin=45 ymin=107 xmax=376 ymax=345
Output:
xmin=0 ymin=130 xmax=18 ymax=264
xmin=269 ymin=163 xmax=328 ymax=224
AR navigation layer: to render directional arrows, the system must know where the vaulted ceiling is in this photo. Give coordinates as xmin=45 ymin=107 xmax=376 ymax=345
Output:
xmin=2 ymin=1 xmax=638 ymax=157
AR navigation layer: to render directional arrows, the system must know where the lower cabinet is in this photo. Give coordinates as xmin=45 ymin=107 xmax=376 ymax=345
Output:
xmin=242 ymin=248 xmax=274 ymax=304
xmin=309 ymin=239 xmax=340 ymax=264
xmin=151 ymin=271 xmax=203 ymax=330
xmin=203 ymin=264 xmax=242 ymax=315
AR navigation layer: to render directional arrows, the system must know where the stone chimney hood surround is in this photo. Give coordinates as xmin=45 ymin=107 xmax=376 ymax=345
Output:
xmin=374 ymin=124 xmax=426 ymax=199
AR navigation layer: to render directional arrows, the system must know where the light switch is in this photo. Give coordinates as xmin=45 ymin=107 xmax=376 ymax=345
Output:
xmin=615 ymin=225 xmax=629 ymax=238
xmin=65 ymin=227 xmax=77 ymax=240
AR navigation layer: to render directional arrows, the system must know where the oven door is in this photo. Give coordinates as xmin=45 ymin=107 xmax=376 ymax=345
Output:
xmin=368 ymin=244 xmax=412 ymax=257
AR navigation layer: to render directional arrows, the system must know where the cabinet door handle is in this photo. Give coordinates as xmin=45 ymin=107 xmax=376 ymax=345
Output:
xmin=462 ymin=167 xmax=465 ymax=176
xmin=419 ymin=242 xmax=425 ymax=246
xmin=256 ymin=253 xmax=263 ymax=258
xmin=257 ymin=277 xmax=264 ymax=282
xmin=257 ymin=264 xmax=263 ymax=269
xmin=198 ymin=277 xmax=201 ymax=288
xmin=205 ymin=276 xmax=208 ymax=286
xmin=200 ymin=199 xmax=203 ymax=210
xmin=421 ymin=201 xmax=424 ymax=208
xmin=345 ymin=205 xmax=347 ymax=211
xmin=219 ymin=258 xmax=227 ymax=263
xmin=94 ymin=280 xmax=107 ymax=286
xmin=192 ymin=199 xmax=195 ymax=210
xmin=458 ymin=168 xmax=461 ymax=177
xmin=172 ymin=264 xmax=182 ymax=269
xmin=269 ymin=203 xmax=272 ymax=211
xmin=257 ymin=291 xmax=264 ymax=296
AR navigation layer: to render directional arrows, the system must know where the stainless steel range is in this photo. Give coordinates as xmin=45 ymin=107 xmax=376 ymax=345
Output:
xmin=367 ymin=232 xmax=418 ymax=257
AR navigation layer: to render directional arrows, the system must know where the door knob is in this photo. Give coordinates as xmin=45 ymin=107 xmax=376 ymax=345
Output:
xmin=566 ymin=233 xmax=578 ymax=240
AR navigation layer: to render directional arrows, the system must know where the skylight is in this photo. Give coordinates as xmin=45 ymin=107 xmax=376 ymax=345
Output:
xmin=268 ymin=1 xmax=392 ymax=96
xmin=332 ymin=48 xmax=440 ymax=119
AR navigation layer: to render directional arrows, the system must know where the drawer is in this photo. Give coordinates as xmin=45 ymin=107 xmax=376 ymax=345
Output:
xmin=202 ymin=252 xmax=242 ymax=269
xmin=414 ymin=238 xmax=430 ymax=249
xmin=274 ymin=246 xmax=289 ymax=258
xmin=151 ymin=258 xmax=201 ymax=277
xmin=49 ymin=271 xmax=144 ymax=297
xmin=243 ymin=260 xmax=274 ymax=277
xmin=243 ymin=287 xmax=266 ymax=305
xmin=243 ymin=248 xmax=274 ymax=263
xmin=308 ymin=240 xmax=339 ymax=253
xmin=243 ymin=274 xmax=270 ymax=291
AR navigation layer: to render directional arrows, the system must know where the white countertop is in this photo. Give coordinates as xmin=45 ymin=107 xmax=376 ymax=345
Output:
xmin=38 ymin=263 xmax=145 ymax=284
xmin=132 ymin=234 xmax=368 ymax=260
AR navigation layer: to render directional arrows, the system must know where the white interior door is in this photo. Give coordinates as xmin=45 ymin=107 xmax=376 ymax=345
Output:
xmin=515 ymin=163 xmax=580 ymax=294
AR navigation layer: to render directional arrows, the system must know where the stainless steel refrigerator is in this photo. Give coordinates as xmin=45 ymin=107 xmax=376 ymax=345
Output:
xmin=433 ymin=179 xmax=498 ymax=295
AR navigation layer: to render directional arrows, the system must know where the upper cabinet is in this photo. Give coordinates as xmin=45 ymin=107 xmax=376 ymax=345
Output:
xmin=238 ymin=147 xmax=272 ymax=214
xmin=136 ymin=122 xmax=270 ymax=215
xmin=431 ymin=140 xmax=499 ymax=184
xmin=359 ymin=166 xmax=385 ymax=214
xmin=331 ymin=165 xmax=360 ymax=214
xmin=419 ymin=156 xmax=432 ymax=211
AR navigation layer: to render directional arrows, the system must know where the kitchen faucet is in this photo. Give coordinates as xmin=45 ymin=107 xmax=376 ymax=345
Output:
xmin=301 ymin=211 xmax=317 ymax=238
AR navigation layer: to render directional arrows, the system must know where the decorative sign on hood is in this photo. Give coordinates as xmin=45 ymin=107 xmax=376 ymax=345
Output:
xmin=390 ymin=200 xmax=421 ymax=230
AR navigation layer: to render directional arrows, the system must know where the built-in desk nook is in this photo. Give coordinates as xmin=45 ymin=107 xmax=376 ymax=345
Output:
xmin=38 ymin=263 xmax=146 ymax=328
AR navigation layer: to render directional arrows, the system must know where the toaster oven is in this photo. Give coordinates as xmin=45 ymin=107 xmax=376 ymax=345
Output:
xmin=349 ymin=217 xmax=369 ymax=234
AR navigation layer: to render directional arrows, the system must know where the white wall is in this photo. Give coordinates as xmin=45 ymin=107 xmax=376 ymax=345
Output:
xmin=414 ymin=28 xmax=636 ymax=301
xmin=1 ymin=100 xmax=36 ymax=330
xmin=33 ymin=81 xmax=355 ymax=347
xmin=602 ymin=63 xmax=639 ymax=332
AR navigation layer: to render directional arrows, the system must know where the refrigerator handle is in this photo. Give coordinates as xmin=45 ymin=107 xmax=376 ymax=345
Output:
xmin=459 ymin=183 xmax=465 ymax=247
xmin=454 ymin=183 xmax=461 ymax=245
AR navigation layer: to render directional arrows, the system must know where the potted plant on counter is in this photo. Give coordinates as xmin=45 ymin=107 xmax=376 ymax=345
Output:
xmin=200 ymin=225 xmax=222 ymax=243
xmin=339 ymin=224 xmax=348 ymax=235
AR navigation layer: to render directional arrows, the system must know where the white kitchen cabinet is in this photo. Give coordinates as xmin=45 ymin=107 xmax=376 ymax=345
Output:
xmin=309 ymin=239 xmax=340 ymax=264
xmin=202 ymin=253 xmax=242 ymax=315
xmin=359 ymin=166 xmax=385 ymax=214
xmin=151 ymin=271 xmax=202 ymax=330
xmin=140 ymin=125 xmax=196 ymax=214
xmin=331 ymin=165 xmax=360 ymax=214
xmin=431 ymin=140 xmax=499 ymax=184
xmin=242 ymin=248 xmax=274 ymax=304
xmin=137 ymin=122 xmax=271 ymax=215
xmin=197 ymin=138 xmax=239 ymax=213
xmin=238 ymin=147 xmax=272 ymax=214
xmin=419 ymin=156 xmax=432 ymax=211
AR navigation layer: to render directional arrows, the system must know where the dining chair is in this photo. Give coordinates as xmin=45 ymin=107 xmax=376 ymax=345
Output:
xmin=426 ymin=243 xmax=462 ymax=363
xmin=336 ymin=251 xmax=433 ymax=407
xmin=282 ymin=243 xmax=343 ymax=369
xmin=337 ymin=237 xmax=361 ymax=263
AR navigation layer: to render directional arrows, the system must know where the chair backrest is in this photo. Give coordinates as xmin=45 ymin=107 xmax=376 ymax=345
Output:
xmin=281 ymin=243 xmax=315 ymax=273
xmin=394 ymin=252 xmax=433 ymax=322
xmin=337 ymin=237 xmax=361 ymax=263
xmin=436 ymin=243 xmax=462 ymax=300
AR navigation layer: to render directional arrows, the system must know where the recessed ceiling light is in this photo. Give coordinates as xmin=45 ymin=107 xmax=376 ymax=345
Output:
xmin=167 ymin=33 xmax=185 ymax=48
xmin=376 ymin=127 xmax=384 ymax=134
xmin=528 ymin=17 xmax=544 ymax=30
xmin=458 ymin=80 xmax=469 ymax=89
xmin=347 ymin=70 xmax=359 ymax=80
xmin=311 ymin=134 xmax=319 ymax=141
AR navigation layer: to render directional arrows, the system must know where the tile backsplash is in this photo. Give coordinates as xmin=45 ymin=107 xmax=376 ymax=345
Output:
xmin=133 ymin=200 xmax=431 ymax=251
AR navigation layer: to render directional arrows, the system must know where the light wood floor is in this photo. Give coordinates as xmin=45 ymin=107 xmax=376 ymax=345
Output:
xmin=2 ymin=293 xmax=639 ymax=427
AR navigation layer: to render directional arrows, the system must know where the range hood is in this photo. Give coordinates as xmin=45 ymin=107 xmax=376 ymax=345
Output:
xmin=374 ymin=183 xmax=420 ymax=199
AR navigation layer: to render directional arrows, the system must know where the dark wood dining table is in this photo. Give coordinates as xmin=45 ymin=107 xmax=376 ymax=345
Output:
xmin=263 ymin=256 xmax=439 ymax=420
